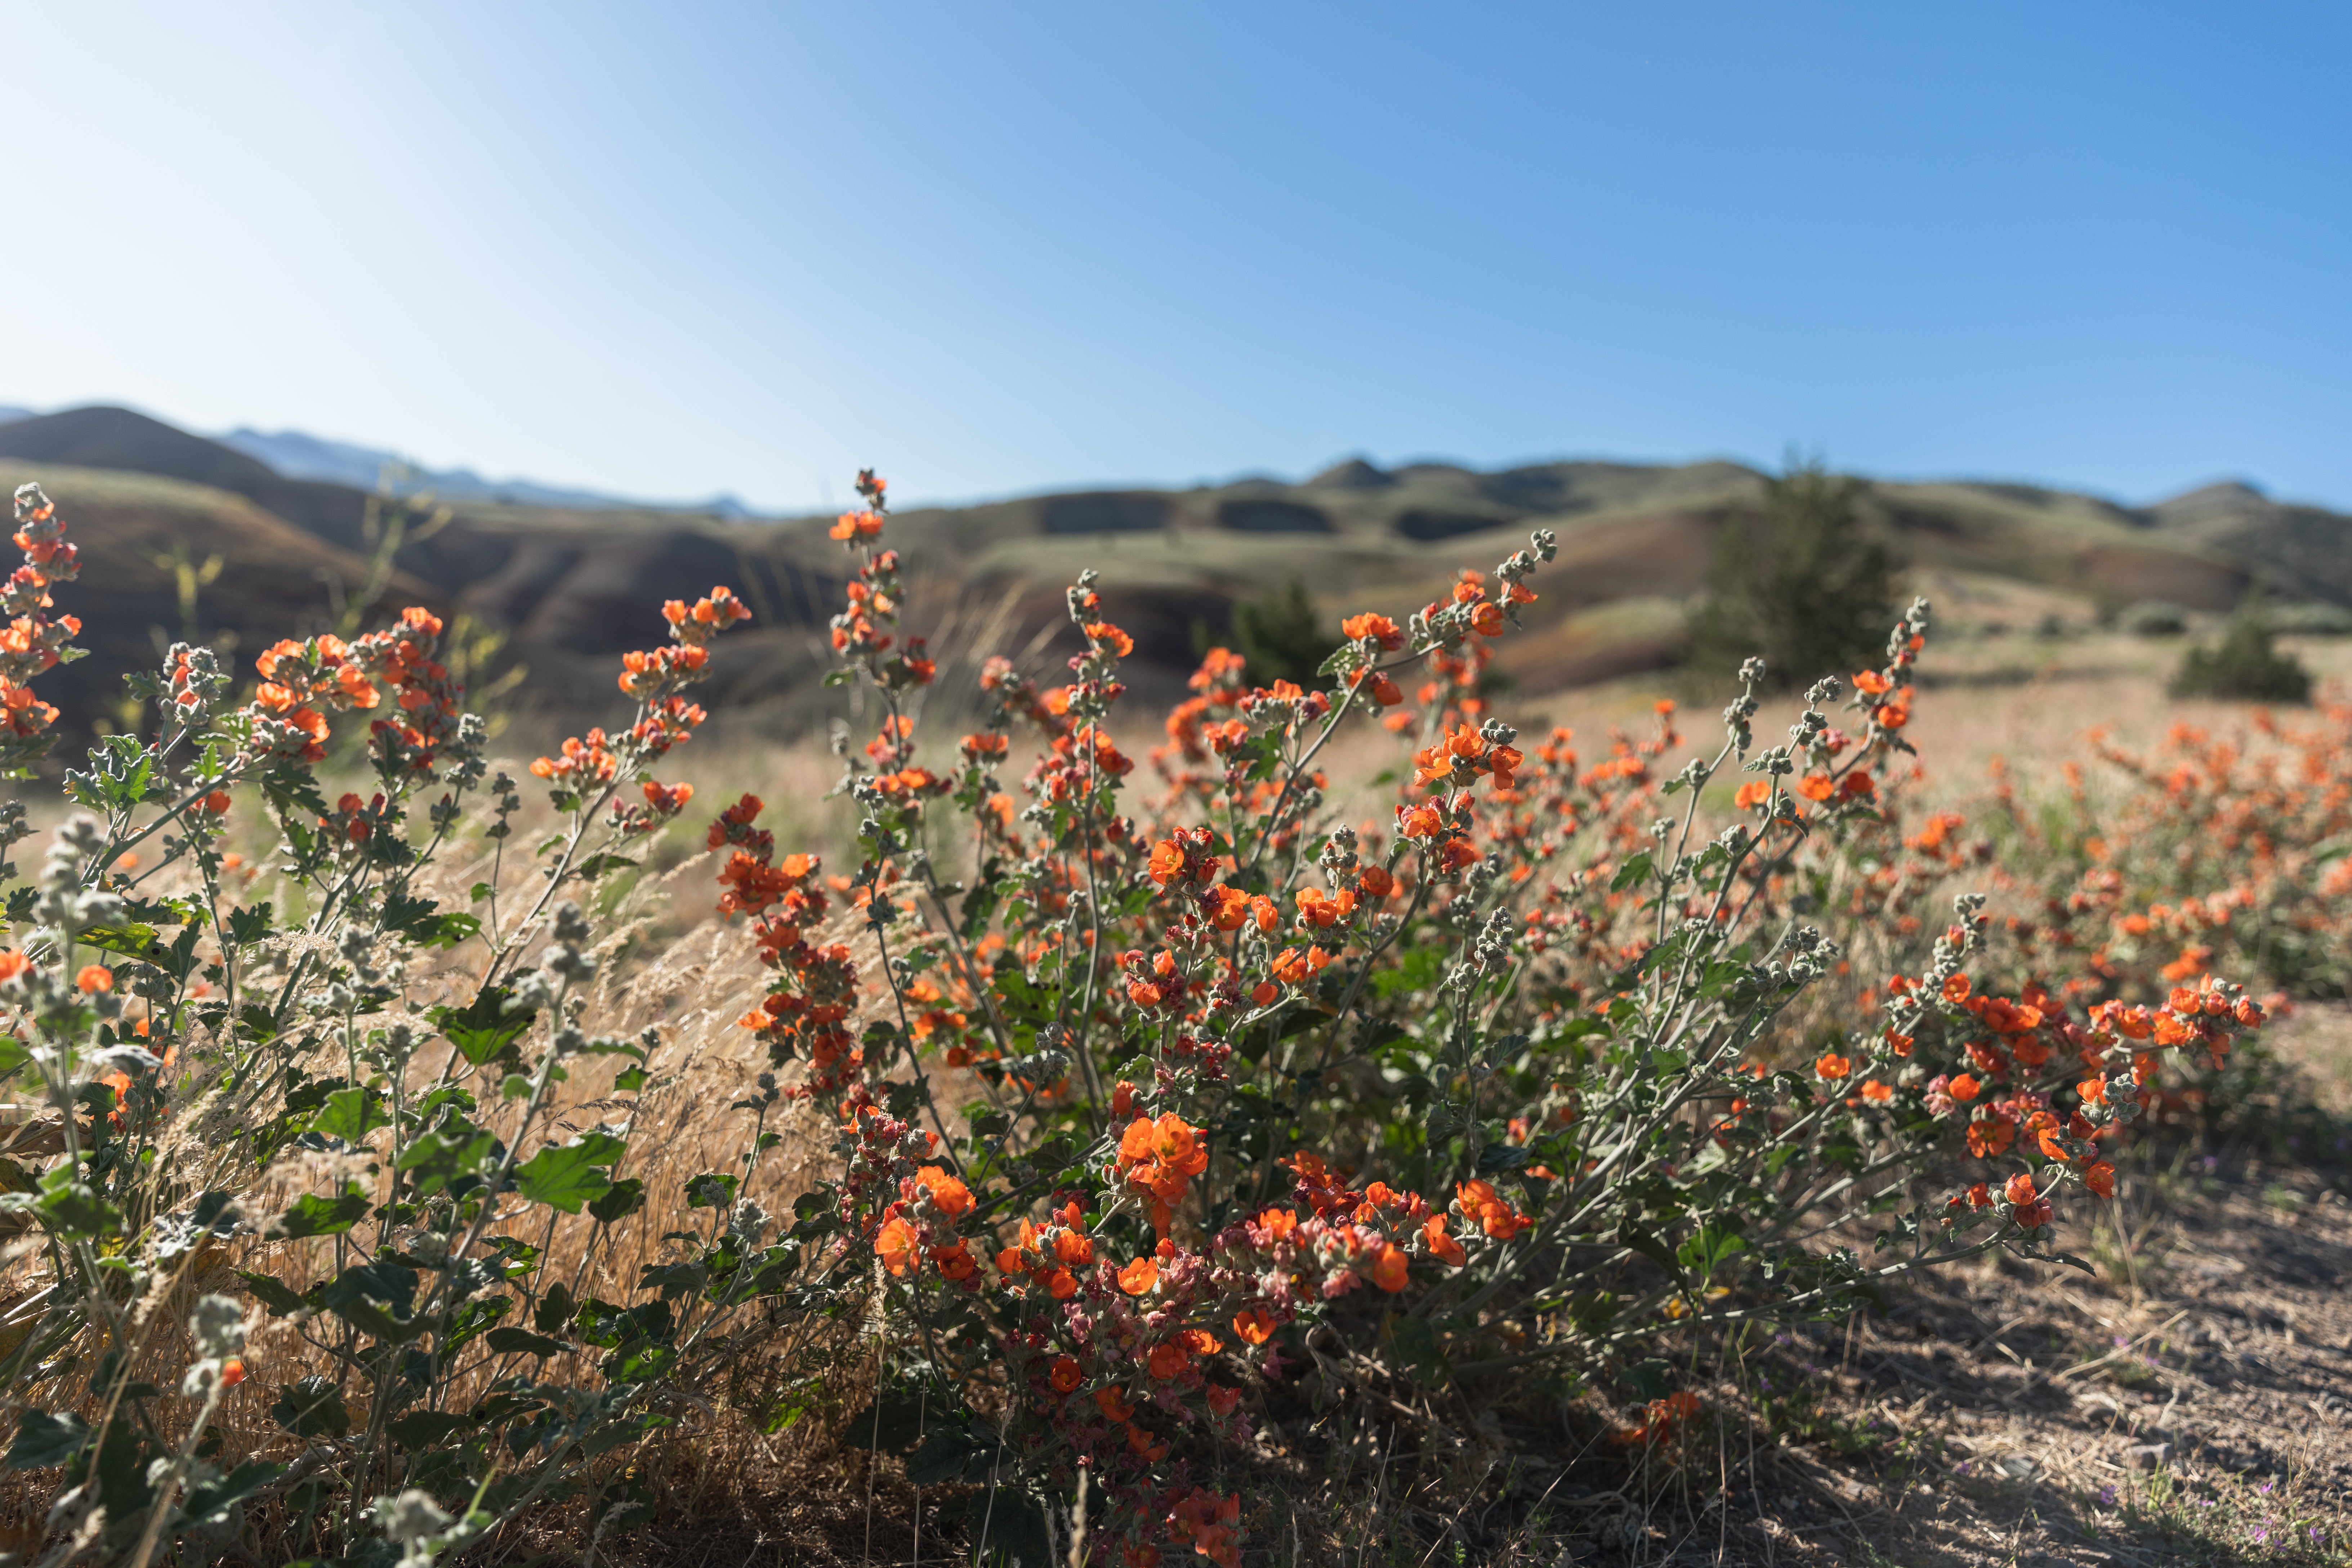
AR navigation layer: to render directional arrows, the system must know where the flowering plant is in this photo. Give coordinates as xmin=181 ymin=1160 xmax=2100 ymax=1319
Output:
xmin=0 ymin=468 xmax=2281 ymax=1567
xmin=703 ymin=473 xmax=2270 ymax=1562
xmin=0 ymin=482 xmax=809 ymax=1567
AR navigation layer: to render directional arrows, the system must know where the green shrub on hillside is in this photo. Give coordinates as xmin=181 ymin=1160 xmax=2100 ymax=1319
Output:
xmin=1226 ymin=576 xmax=1335 ymax=687
xmin=1686 ymin=461 xmax=1900 ymax=690
xmin=2119 ymin=600 xmax=2191 ymax=637
xmin=2172 ymin=607 xmax=2313 ymax=703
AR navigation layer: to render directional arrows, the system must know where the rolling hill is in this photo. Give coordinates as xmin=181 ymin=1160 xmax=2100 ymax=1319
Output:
xmin=1 ymin=405 xmax=2345 ymax=753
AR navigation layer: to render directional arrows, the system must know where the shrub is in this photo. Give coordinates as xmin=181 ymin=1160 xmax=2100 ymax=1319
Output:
xmin=0 ymin=474 xmax=2280 ymax=1565
xmin=2119 ymin=600 xmax=2191 ymax=637
xmin=2170 ymin=608 xmax=2312 ymax=704
xmin=0 ymin=482 xmax=786 ymax=1566
xmin=719 ymin=479 xmax=2263 ymax=1557
xmin=1223 ymin=576 xmax=1334 ymax=689
xmin=1685 ymin=461 xmax=1901 ymax=692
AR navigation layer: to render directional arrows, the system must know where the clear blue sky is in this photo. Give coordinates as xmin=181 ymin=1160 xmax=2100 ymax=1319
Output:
xmin=4 ymin=4 xmax=2347 ymax=514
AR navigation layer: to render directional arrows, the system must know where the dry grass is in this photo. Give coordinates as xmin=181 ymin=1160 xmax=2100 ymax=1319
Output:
xmin=8 ymin=608 xmax=2352 ymax=1566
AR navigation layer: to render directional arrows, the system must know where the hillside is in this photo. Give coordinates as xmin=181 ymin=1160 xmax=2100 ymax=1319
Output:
xmin=215 ymin=425 xmax=757 ymax=516
xmin=3 ymin=406 xmax=2346 ymax=750
xmin=0 ymin=460 xmax=442 ymax=737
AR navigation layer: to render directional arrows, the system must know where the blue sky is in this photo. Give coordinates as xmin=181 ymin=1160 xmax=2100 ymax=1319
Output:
xmin=3 ymin=4 xmax=2347 ymax=513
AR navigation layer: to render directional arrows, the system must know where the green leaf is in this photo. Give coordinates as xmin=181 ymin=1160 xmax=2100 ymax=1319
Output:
xmin=588 ymin=1178 xmax=646 ymax=1225
xmin=904 ymin=1426 xmax=985 ymax=1486
xmin=5 ymin=1170 xmax=124 ymax=1239
xmin=485 ymin=1327 xmax=567 ymax=1359
xmin=6 ymin=1410 xmax=90 ymax=1470
xmin=379 ymin=892 xmax=438 ymax=934
xmin=637 ymin=1261 xmax=709 ymax=1299
xmin=443 ymin=1295 xmax=511 ymax=1351
xmin=683 ymin=1172 xmax=737 ymax=1210
xmin=75 ymin=923 xmax=162 ymax=963
xmin=1615 ymin=1223 xmax=1680 ymax=1278
xmin=1675 ymin=1224 xmax=1748 ymax=1277
xmin=396 ymin=1121 xmax=499 ymax=1196
xmin=308 ymin=1087 xmax=389 ymax=1146
xmin=428 ymin=987 xmax=536 ymax=1067
xmin=837 ymin=1387 xmax=928 ymax=1452
xmin=386 ymin=1411 xmax=474 ymax=1448
xmin=512 ymin=1134 xmax=625 ymax=1214
xmin=271 ymin=1185 xmax=370 ymax=1239
xmin=182 ymin=1460 xmax=282 ymax=1525
xmin=1610 ymin=852 xmax=1655 ymax=893
xmin=322 ymin=1260 xmax=425 ymax=1343
xmin=227 ymin=903 xmax=275 ymax=944
xmin=1475 ymin=1143 xmax=1531 ymax=1174
xmin=269 ymin=1376 xmax=352 ymax=1438
xmin=534 ymin=1282 xmax=575 ymax=1334
xmin=571 ymin=854 xmax=638 ymax=883
xmin=405 ymin=913 xmax=482 ymax=950
xmin=1622 ymin=1357 xmax=1675 ymax=1402
xmin=237 ymin=1271 xmax=313 ymax=1315
xmin=961 ymin=1487 xmax=1053 ymax=1568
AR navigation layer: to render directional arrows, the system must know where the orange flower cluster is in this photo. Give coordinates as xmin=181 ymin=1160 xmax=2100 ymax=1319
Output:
xmin=1166 ymin=1488 xmax=1243 ymax=1568
xmin=1146 ymin=826 xmax=1219 ymax=891
xmin=1612 ymin=1389 xmax=1704 ymax=1447
xmin=530 ymin=728 xmax=619 ymax=787
xmin=1411 ymin=722 xmax=1523 ymax=792
xmin=1 ymin=484 xmax=81 ymax=759
xmin=994 ymin=1199 xmax=1094 ymax=1297
xmin=1157 ymin=645 xmax=1250 ymax=769
xmin=717 ymin=800 xmax=857 ymax=1090
xmin=533 ymin=589 xmax=746 ymax=785
xmin=1116 ymin=1113 xmax=1210 ymax=1234
xmin=1452 ymin=1177 xmax=1531 ymax=1239
xmin=243 ymin=606 xmax=457 ymax=765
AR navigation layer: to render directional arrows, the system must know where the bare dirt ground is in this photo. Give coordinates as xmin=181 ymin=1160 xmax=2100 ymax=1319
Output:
xmin=1522 ymin=1009 xmax=2352 ymax=1568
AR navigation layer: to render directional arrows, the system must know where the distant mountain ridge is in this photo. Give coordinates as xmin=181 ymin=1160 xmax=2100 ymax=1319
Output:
xmin=215 ymin=426 xmax=759 ymax=518
xmin=5 ymin=401 xmax=2352 ymax=755
xmin=0 ymin=403 xmax=754 ymax=518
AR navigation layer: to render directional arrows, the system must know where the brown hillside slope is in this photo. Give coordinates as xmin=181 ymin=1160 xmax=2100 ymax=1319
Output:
xmin=0 ymin=407 xmax=2322 ymax=744
xmin=0 ymin=462 xmax=442 ymax=743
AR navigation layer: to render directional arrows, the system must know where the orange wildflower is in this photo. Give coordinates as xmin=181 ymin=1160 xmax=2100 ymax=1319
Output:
xmin=912 ymin=1165 xmax=971 ymax=1218
xmin=1233 ymin=1306 xmax=1278 ymax=1345
xmin=874 ymin=1216 xmax=918 ymax=1277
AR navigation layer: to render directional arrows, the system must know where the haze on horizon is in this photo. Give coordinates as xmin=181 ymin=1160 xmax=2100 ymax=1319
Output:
xmin=2 ymin=3 xmax=2347 ymax=515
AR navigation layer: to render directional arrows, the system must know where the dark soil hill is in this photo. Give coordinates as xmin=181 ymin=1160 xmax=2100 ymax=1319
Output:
xmin=0 ymin=407 xmax=372 ymax=547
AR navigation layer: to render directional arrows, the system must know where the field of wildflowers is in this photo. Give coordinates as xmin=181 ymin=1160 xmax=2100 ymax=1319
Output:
xmin=0 ymin=473 xmax=2345 ymax=1567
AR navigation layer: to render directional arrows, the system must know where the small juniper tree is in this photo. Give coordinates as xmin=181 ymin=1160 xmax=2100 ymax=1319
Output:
xmin=1687 ymin=461 xmax=1901 ymax=691
xmin=1227 ymin=576 xmax=1335 ymax=687
xmin=2172 ymin=600 xmax=2312 ymax=703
